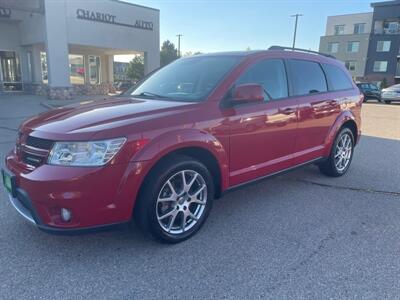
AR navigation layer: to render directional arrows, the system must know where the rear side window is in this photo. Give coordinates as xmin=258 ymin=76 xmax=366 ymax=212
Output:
xmin=236 ymin=59 xmax=288 ymax=100
xmin=288 ymin=60 xmax=327 ymax=96
xmin=322 ymin=63 xmax=353 ymax=91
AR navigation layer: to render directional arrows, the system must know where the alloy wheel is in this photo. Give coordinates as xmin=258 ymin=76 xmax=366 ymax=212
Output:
xmin=334 ymin=133 xmax=353 ymax=172
xmin=156 ymin=170 xmax=207 ymax=235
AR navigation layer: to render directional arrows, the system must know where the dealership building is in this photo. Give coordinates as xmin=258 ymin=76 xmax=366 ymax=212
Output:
xmin=0 ymin=0 xmax=160 ymax=99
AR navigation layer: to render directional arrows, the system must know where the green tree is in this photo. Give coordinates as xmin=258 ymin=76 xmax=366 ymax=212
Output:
xmin=126 ymin=56 xmax=144 ymax=82
xmin=160 ymin=40 xmax=179 ymax=67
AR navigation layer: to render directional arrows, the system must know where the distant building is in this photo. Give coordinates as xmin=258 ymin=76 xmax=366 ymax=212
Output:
xmin=319 ymin=0 xmax=400 ymax=86
xmin=365 ymin=1 xmax=400 ymax=85
xmin=319 ymin=12 xmax=373 ymax=80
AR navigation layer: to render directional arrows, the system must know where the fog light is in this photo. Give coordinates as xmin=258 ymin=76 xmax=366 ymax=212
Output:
xmin=61 ymin=208 xmax=72 ymax=222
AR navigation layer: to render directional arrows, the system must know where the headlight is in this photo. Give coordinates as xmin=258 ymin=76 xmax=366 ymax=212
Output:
xmin=48 ymin=138 xmax=126 ymax=166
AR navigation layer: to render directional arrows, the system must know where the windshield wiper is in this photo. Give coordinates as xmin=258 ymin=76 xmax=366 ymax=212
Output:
xmin=131 ymin=92 xmax=172 ymax=99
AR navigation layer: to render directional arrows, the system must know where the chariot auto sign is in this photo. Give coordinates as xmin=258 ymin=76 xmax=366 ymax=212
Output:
xmin=76 ymin=9 xmax=153 ymax=31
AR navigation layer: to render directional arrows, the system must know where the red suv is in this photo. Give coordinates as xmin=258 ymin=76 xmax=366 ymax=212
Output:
xmin=2 ymin=47 xmax=362 ymax=243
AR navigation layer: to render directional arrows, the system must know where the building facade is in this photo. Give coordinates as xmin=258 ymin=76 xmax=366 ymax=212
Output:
xmin=319 ymin=12 xmax=373 ymax=79
xmin=0 ymin=0 xmax=160 ymax=99
xmin=319 ymin=0 xmax=400 ymax=86
xmin=365 ymin=1 xmax=400 ymax=85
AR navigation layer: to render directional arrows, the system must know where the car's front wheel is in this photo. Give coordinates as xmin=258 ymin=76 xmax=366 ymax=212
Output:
xmin=134 ymin=155 xmax=214 ymax=243
xmin=319 ymin=127 xmax=355 ymax=177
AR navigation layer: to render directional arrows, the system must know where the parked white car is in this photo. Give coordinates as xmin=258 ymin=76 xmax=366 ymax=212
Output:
xmin=381 ymin=84 xmax=400 ymax=104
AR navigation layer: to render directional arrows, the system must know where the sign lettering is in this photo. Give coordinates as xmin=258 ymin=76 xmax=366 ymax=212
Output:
xmin=0 ymin=7 xmax=11 ymax=18
xmin=76 ymin=9 xmax=153 ymax=31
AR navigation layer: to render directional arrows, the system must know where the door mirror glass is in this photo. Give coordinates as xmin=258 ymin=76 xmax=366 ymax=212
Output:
xmin=231 ymin=83 xmax=264 ymax=104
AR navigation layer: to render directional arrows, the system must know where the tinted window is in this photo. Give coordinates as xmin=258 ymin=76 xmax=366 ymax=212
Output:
xmin=289 ymin=60 xmax=327 ymax=96
xmin=236 ymin=59 xmax=288 ymax=100
xmin=131 ymin=56 xmax=241 ymax=102
xmin=322 ymin=63 xmax=353 ymax=91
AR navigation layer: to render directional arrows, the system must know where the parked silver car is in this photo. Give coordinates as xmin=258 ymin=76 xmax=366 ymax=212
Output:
xmin=381 ymin=84 xmax=400 ymax=104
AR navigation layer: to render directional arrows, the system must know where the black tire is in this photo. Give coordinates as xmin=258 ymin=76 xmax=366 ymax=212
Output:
xmin=384 ymin=100 xmax=391 ymax=104
xmin=134 ymin=155 xmax=214 ymax=243
xmin=318 ymin=127 xmax=355 ymax=177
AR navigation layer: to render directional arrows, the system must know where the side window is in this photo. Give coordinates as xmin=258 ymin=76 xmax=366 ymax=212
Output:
xmin=369 ymin=84 xmax=378 ymax=91
xmin=236 ymin=59 xmax=288 ymax=100
xmin=322 ymin=63 xmax=353 ymax=91
xmin=288 ymin=60 xmax=327 ymax=96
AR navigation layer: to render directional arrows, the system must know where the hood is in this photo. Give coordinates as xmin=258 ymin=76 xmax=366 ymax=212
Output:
xmin=21 ymin=97 xmax=196 ymax=140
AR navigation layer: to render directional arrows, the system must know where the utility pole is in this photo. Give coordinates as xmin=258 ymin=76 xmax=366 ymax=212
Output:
xmin=176 ymin=34 xmax=183 ymax=57
xmin=291 ymin=14 xmax=303 ymax=49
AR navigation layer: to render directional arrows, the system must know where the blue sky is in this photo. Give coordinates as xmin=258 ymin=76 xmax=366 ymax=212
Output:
xmin=128 ymin=0 xmax=373 ymax=53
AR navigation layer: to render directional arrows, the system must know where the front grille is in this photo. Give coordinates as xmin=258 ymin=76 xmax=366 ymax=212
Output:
xmin=26 ymin=136 xmax=53 ymax=150
xmin=19 ymin=136 xmax=54 ymax=168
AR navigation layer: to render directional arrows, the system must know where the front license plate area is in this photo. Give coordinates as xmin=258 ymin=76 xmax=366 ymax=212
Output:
xmin=1 ymin=169 xmax=16 ymax=197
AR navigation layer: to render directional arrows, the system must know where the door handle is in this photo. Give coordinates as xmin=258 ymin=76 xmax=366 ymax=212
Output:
xmin=279 ymin=108 xmax=296 ymax=115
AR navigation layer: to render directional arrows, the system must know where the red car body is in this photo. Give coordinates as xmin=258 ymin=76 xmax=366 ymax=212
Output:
xmin=3 ymin=50 xmax=362 ymax=233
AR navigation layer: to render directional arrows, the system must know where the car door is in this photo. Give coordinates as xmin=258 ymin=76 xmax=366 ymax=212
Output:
xmin=287 ymin=59 xmax=340 ymax=165
xmin=226 ymin=58 xmax=298 ymax=186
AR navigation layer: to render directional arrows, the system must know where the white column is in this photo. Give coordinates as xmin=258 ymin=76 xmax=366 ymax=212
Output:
xmin=44 ymin=0 xmax=70 ymax=87
xmin=144 ymin=50 xmax=160 ymax=75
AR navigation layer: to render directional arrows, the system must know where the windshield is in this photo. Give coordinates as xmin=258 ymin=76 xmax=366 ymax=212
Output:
xmin=129 ymin=56 xmax=242 ymax=102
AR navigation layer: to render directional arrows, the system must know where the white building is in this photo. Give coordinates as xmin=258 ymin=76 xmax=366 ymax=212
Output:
xmin=0 ymin=0 xmax=160 ymax=99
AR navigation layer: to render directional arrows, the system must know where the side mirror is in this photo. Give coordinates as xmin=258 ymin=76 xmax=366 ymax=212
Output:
xmin=231 ymin=84 xmax=264 ymax=104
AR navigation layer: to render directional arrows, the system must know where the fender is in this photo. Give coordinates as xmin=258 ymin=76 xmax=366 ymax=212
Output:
xmin=131 ymin=129 xmax=230 ymax=192
xmin=322 ymin=110 xmax=358 ymax=157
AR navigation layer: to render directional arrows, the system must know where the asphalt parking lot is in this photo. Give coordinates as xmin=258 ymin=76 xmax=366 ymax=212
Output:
xmin=0 ymin=95 xmax=399 ymax=299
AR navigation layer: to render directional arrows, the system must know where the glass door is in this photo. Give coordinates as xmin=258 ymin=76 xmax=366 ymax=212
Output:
xmin=0 ymin=51 xmax=23 ymax=91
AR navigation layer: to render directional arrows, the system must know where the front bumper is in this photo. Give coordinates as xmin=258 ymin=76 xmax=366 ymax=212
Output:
xmin=4 ymin=152 xmax=150 ymax=233
xmin=6 ymin=190 xmax=128 ymax=235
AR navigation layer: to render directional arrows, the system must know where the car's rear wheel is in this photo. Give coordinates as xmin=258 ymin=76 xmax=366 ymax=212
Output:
xmin=319 ymin=127 xmax=354 ymax=177
xmin=384 ymin=100 xmax=391 ymax=104
xmin=134 ymin=155 xmax=214 ymax=243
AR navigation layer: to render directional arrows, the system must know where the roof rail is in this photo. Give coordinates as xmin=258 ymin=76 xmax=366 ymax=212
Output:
xmin=268 ymin=46 xmax=336 ymax=59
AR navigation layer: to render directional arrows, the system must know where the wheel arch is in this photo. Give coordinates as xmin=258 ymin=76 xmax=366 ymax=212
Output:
xmin=132 ymin=129 xmax=229 ymax=203
xmin=323 ymin=111 xmax=359 ymax=157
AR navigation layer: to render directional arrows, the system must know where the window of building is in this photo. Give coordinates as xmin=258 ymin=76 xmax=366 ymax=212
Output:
xmin=373 ymin=61 xmax=388 ymax=72
xmin=334 ymin=25 xmax=345 ymax=35
xmin=345 ymin=61 xmax=357 ymax=72
xmin=347 ymin=41 xmax=360 ymax=52
xmin=383 ymin=21 xmax=400 ymax=34
xmin=88 ymin=55 xmax=101 ymax=84
xmin=376 ymin=41 xmax=391 ymax=52
xmin=354 ymin=23 xmax=365 ymax=34
xmin=40 ymin=52 xmax=48 ymax=84
xmin=236 ymin=59 xmax=288 ymax=100
xmin=69 ymin=54 xmax=85 ymax=85
xmin=322 ymin=63 xmax=353 ymax=91
xmin=288 ymin=60 xmax=327 ymax=96
xmin=328 ymin=42 xmax=339 ymax=53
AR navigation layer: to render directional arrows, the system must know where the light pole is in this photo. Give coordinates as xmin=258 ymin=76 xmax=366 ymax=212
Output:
xmin=176 ymin=34 xmax=183 ymax=57
xmin=291 ymin=14 xmax=303 ymax=49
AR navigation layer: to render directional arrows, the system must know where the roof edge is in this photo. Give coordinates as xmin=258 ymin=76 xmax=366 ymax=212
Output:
xmin=109 ymin=0 xmax=160 ymax=12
